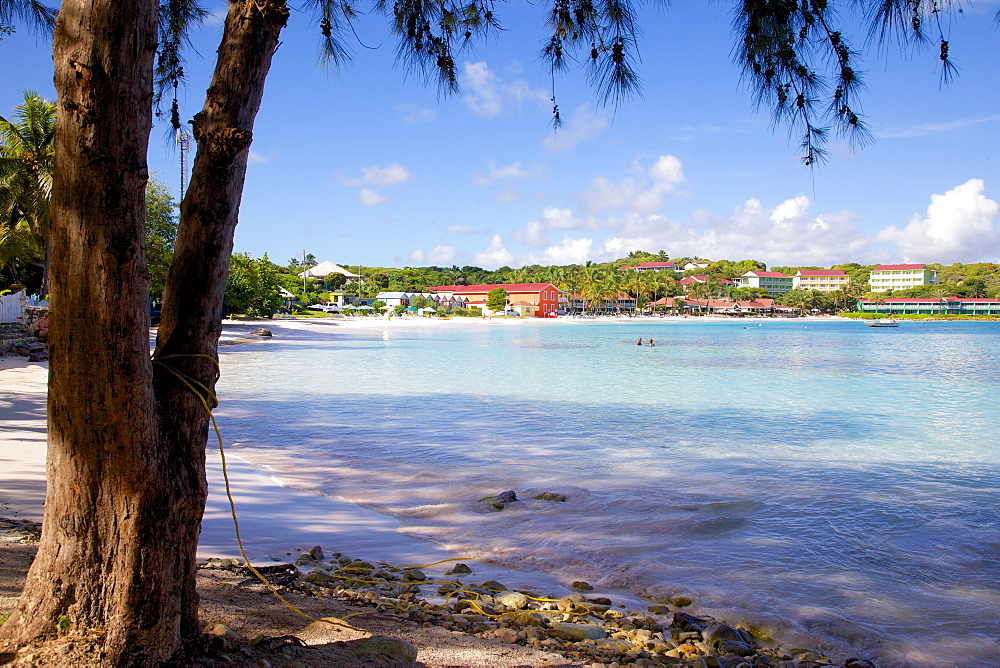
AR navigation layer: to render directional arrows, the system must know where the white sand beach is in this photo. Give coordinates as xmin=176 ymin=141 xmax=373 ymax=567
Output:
xmin=0 ymin=324 xmax=581 ymax=666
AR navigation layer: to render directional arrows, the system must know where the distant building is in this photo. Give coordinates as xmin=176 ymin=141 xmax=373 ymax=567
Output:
xmin=732 ymin=271 xmax=794 ymax=295
xmin=679 ymin=275 xmax=734 ymax=292
xmin=633 ymin=261 xmax=678 ymax=273
xmin=868 ymin=264 xmax=939 ymax=292
xmin=679 ymin=297 xmax=782 ymax=315
xmin=375 ymin=292 xmax=410 ymax=307
xmin=857 ymin=297 xmax=1000 ymax=315
xmin=297 ymin=261 xmax=362 ymax=280
xmin=327 ymin=291 xmax=362 ymax=308
xmin=793 ymin=270 xmax=849 ymax=293
xmin=683 ymin=262 xmax=711 ymax=272
xmin=429 ymin=283 xmax=563 ymax=317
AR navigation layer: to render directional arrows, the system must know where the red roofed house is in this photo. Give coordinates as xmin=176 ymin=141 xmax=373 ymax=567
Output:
xmin=868 ymin=264 xmax=939 ymax=292
xmin=633 ymin=261 xmax=678 ymax=272
xmin=428 ymin=283 xmax=564 ymax=317
xmin=679 ymin=297 xmax=778 ymax=315
xmin=679 ymin=275 xmax=734 ymax=292
xmin=792 ymin=270 xmax=849 ymax=292
xmin=731 ymin=270 xmax=794 ymax=295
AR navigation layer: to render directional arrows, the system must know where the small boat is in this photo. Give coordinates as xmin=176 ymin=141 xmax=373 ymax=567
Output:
xmin=865 ymin=319 xmax=898 ymax=327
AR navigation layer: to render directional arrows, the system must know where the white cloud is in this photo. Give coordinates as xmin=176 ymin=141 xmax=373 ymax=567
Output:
xmin=876 ymin=116 xmax=1000 ymax=139
xmin=248 ymin=150 xmax=268 ymax=165
xmin=473 ymin=160 xmax=536 ymax=186
xmin=543 ymin=105 xmax=608 ymax=152
xmin=509 ymin=194 xmax=873 ymax=267
xmin=410 ymin=245 xmax=457 ymax=264
xmin=512 ymin=220 xmax=548 ymax=248
xmin=648 ymin=155 xmax=685 ymax=190
xmin=511 ymin=207 xmax=579 ymax=250
xmin=494 ymin=189 xmax=522 ymax=204
xmin=359 ymin=188 xmax=388 ymax=206
xmin=461 ymin=62 xmax=548 ymax=118
xmin=584 ymin=155 xmax=687 ymax=215
xmin=474 ymin=234 xmax=515 ymax=267
xmin=540 ymin=206 xmax=577 ymax=230
xmin=446 ymin=225 xmax=471 ymax=235
xmin=543 ymin=237 xmax=593 ymax=265
xmin=568 ymin=182 xmax=995 ymax=267
xmin=876 ymin=179 xmax=1000 ymax=263
xmin=343 ymin=163 xmax=412 ymax=187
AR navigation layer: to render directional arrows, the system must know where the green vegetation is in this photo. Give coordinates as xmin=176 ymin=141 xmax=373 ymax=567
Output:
xmin=486 ymin=287 xmax=509 ymax=312
xmin=145 ymin=178 xmax=178 ymax=299
xmin=0 ymin=91 xmax=54 ymax=293
xmin=841 ymin=312 xmax=1000 ymax=321
xmin=277 ymin=252 xmax=1000 ymax=319
xmin=224 ymin=253 xmax=282 ymax=318
xmin=2 ymin=92 xmax=181 ymax=298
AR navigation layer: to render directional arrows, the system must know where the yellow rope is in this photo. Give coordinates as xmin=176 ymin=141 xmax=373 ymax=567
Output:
xmin=152 ymin=353 xmax=364 ymax=633
xmin=152 ymin=354 xmax=587 ymax=635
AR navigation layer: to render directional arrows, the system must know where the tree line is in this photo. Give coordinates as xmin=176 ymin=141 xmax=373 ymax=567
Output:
xmin=0 ymin=0 xmax=984 ymax=662
xmin=222 ymin=250 xmax=1000 ymax=318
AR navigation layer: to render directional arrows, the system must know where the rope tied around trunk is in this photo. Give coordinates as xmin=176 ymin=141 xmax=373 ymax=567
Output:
xmin=151 ymin=352 xmax=515 ymax=635
xmin=151 ymin=351 xmax=367 ymax=632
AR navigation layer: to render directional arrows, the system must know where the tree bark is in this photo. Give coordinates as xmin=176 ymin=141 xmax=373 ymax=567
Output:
xmin=156 ymin=0 xmax=288 ymax=360
xmin=0 ymin=0 xmax=181 ymax=663
xmin=0 ymin=0 xmax=287 ymax=664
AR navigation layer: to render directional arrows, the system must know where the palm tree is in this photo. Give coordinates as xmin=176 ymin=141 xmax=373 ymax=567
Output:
xmin=0 ymin=91 xmax=56 ymax=291
xmin=596 ymin=267 xmax=622 ymax=314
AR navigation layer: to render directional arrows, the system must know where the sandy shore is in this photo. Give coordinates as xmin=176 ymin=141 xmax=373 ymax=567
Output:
xmin=0 ymin=318 xmax=841 ymax=666
xmin=0 ymin=340 xmax=587 ymax=666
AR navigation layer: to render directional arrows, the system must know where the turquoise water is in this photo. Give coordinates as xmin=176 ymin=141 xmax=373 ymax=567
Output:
xmin=216 ymin=319 xmax=1000 ymax=665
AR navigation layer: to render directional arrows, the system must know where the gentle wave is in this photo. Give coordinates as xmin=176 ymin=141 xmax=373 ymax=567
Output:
xmin=216 ymin=320 xmax=1000 ymax=665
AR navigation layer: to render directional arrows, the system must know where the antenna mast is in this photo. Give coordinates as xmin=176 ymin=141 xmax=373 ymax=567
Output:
xmin=176 ymin=127 xmax=191 ymax=198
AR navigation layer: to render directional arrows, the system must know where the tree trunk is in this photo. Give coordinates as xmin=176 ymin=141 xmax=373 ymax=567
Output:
xmin=0 ymin=0 xmax=184 ymax=663
xmin=0 ymin=0 xmax=287 ymax=665
xmin=156 ymin=0 xmax=288 ymax=359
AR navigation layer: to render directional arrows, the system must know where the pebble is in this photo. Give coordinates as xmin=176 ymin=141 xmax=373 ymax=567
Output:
xmin=532 ymin=492 xmax=568 ymax=502
xmin=251 ymin=544 xmax=873 ymax=668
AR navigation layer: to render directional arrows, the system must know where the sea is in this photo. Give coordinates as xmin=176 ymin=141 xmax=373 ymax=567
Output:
xmin=214 ymin=318 xmax=1000 ymax=666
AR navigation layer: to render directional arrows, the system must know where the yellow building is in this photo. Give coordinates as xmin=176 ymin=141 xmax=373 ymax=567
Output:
xmin=793 ymin=270 xmax=849 ymax=293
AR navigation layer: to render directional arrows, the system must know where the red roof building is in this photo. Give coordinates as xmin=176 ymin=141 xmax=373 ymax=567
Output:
xmin=857 ymin=297 xmax=1000 ymax=315
xmin=679 ymin=297 xmax=779 ymax=314
xmin=680 ymin=275 xmax=734 ymax=287
xmin=428 ymin=283 xmax=564 ymax=317
xmin=634 ymin=261 xmax=677 ymax=272
xmin=731 ymin=271 xmax=794 ymax=295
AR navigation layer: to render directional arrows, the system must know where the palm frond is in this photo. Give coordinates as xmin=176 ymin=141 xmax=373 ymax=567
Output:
xmin=0 ymin=0 xmax=56 ymax=34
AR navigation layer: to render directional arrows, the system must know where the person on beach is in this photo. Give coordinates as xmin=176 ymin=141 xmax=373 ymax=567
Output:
xmin=636 ymin=337 xmax=642 ymax=345
xmin=33 ymin=316 xmax=48 ymax=341
xmin=646 ymin=338 xmax=655 ymax=347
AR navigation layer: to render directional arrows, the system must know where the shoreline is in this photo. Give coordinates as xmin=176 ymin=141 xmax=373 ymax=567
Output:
xmin=0 ymin=342 xmax=832 ymax=667
xmin=0 ymin=321 xmax=874 ymax=666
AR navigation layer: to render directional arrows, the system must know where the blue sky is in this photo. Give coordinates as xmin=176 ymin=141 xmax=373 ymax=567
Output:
xmin=2 ymin=1 xmax=999 ymax=269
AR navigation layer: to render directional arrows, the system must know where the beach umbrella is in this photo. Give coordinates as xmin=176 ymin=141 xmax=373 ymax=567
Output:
xmin=355 ymin=305 xmax=374 ymax=311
